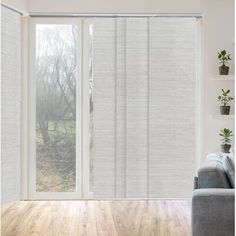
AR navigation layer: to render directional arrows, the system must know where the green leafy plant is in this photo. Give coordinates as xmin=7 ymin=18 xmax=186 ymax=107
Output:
xmin=217 ymin=89 xmax=234 ymax=106
xmin=219 ymin=128 xmax=233 ymax=145
xmin=218 ymin=50 xmax=231 ymax=65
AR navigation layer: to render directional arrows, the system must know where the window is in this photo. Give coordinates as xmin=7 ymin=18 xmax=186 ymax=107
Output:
xmin=36 ymin=24 xmax=78 ymax=192
xmin=29 ymin=19 xmax=84 ymax=199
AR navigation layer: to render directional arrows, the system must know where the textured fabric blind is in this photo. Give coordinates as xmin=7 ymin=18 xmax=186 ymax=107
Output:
xmin=92 ymin=17 xmax=197 ymax=198
xmin=125 ymin=18 xmax=149 ymax=198
xmin=93 ymin=18 xmax=116 ymax=197
xmin=1 ymin=6 xmax=21 ymax=203
xmin=149 ymin=18 xmax=197 ymax=198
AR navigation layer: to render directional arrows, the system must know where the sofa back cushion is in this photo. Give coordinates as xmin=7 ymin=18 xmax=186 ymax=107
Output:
xmin=223 ymin=156 xmax=235 ymax=188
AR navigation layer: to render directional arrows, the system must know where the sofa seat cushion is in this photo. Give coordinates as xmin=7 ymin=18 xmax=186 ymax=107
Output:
xmin=223 ymin=156 xmax=235 ymax=188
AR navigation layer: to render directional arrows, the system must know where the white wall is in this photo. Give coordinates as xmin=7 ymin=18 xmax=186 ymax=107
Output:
xmin=202 ymin=0 xmax=235 ymax=159
xmin=29 ymin=0 xmax=204 ymax=13
xmin=2 ymin=0 xmax=28 ymax=13
xmin=28 ymin=0 xmax=234 ymax=163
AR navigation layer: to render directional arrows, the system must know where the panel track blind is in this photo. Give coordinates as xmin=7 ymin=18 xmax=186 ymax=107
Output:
xmin=92 ymin=17 xmax=197 ymax=198
xmin=1 ymin=6 xmax=21 ymax=203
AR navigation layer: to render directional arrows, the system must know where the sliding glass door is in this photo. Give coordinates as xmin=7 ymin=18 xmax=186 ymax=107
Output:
xmin=29 ymin=18 xmax=84 ymax=199
xmin=28 ymin=17 xmax=200 ymax=200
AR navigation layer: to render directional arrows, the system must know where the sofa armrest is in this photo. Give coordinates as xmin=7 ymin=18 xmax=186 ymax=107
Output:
xmin=192 ymin=189 xmax=235 ymax=236
xmin=198 ymin=163 xmax=230 ymax=188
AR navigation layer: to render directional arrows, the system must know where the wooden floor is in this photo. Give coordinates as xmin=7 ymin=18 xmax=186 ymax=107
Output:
xmin=1 ymin=200 xmax=191 ymax=236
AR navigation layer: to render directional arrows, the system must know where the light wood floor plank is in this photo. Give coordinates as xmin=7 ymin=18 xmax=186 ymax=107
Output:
xmin=1 ymin=200 xmax=191 ymax=236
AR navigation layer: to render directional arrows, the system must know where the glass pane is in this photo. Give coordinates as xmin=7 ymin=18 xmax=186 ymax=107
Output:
xmin=36 ymin=24 xmax=78 ymax=192
xmin=89 ymin=24 xmax=94 ymax=193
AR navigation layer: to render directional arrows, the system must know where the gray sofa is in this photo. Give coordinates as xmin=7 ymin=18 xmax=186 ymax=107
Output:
xmin=192 ymin=154 xmax=235 ymax=236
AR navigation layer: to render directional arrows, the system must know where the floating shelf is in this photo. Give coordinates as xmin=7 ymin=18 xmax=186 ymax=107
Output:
xmin=211 ymin=75 xmax=234 ymax=81
xmin=212 ymin=114 xmax=235 ymax=120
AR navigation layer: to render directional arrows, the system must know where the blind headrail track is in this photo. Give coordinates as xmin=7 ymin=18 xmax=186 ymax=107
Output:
xmin=29 ymin=13 xmax=202 ymax=18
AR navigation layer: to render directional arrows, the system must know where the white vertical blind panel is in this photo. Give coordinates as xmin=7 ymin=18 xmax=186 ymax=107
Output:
xmin=125 ymin=18 xmax=149 ymax=198
xmin=149 ymin=18 xmax=197 ymax=198
xmin=92 ymin=17 xmax=197 ymax=198
xmin=1 ymin=6 xmax=21 ymax=203
xmin=93 ymin=18 xmax=116 ymax=197
xmin=115 ymin=18 xmax=126 ymax=197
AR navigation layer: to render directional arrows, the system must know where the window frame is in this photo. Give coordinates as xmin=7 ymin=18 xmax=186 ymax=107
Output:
xmin=26 ymin=17 xmax=91 ymax=200
xmin=22 ymin=16 xmax=202 ymax=200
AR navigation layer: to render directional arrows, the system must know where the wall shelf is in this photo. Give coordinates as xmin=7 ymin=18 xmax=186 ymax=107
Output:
xmin=211 ymin=75 xmax=234 ymax=81
xmin=211 ymin=114 xmax=235 ymax=120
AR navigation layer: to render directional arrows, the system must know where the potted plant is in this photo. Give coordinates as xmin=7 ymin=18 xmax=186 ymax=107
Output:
xmin=218 ymin=50 xmax=232 ymax=75
xmin=217 ymin=89 xmax=234 ymax=115
xmin=219 ymin=128 xmax=233 ymax=153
